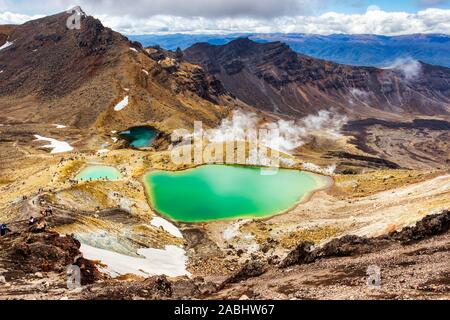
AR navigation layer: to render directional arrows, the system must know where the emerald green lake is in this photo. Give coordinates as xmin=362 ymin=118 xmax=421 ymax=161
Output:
xmin=76 ymin=165 xmax=121 ymax=181
xmin=119 ymin=126 xmax=157 ymax=148
xmin=145 ymin=165 xmax=330 ymax=222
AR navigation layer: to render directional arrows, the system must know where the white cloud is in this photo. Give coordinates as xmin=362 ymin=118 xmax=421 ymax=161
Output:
xmin=0 ymin=0 xmax=322 ymax=18
xmin=98 ymin=8 xmax=450 ymax=35
xmin=0 ymin=11 xmax=42 ymax=24
xmin=1 ymin=5 xmax=449 ymax=35
xmin=82 ymin=0 xmax=321 ymax=18
xmin=367 ymin=5 xmax=381 ymax=12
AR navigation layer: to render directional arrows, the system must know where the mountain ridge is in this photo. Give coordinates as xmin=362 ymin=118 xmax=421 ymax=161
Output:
xmin=130 ymin=33 xmax=450 ymax=68
xmin=184 ymin=38 xmax=450 ymax=118
xmin=0 ymin=11 xmax=235 ymax=132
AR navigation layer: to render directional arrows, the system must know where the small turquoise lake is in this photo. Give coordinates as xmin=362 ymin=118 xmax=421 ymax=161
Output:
xmin=119 ymin=127 xmax=157 ymax=148
xmin=144 ymin=165 xmax=331 ymax=222
xmin=76 ymin=165 xmax=121 ymax=181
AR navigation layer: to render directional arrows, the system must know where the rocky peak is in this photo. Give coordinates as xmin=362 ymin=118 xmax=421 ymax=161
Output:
xmin=0 ymin=10 xmax=129 ymax=97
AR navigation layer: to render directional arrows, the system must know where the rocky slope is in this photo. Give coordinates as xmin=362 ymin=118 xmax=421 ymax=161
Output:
xmin=184 ymin=38 xmax=450 ymax=118
xmin=0 ymin=10 xmax=449 ymax=301
xmin=0 ymin=11 xmax=237 ymax=133
xmin=1 ymin=211 xmax=448 ymax=300
xmin=0 ymin=25 xmax=15 ymax=46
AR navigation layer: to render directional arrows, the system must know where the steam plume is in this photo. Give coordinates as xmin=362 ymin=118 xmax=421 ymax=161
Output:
xmin=384 ymin=57 xmax=422 ymax=81
xmin=208 ymin=110 xmax=347 ymax=153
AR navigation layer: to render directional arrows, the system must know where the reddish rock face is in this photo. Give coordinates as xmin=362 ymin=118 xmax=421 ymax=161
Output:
xmin=2 ymin=230 xmax=103 ymax=284
xmin=184 ymin=38 xmax=450 ymax=117
xmin=0 ymin=11 xmax=234 ymax=131
xmin=0 ymin=12 xmax=126 ymax=98
xmin=0 ymin=25 xmax=15 ymax=47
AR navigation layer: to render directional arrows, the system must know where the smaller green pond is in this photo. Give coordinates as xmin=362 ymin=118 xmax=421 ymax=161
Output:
xmin=145 ymin=165 xmax=330 ymax=222
xmin=119 ymin=127 xmax=157 ymax=148
xmin=76 ymin=165 xmax=121 ymax=181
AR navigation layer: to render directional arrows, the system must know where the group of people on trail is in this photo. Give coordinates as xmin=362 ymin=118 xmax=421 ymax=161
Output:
xmin=0 ymin=205 xmax=53 ymax=237
xmin=40 ymin=205 xmax=53 ymax=217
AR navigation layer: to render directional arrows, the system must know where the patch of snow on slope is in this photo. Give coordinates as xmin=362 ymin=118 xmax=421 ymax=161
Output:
xmin=53 ymin=124 xmax=67 ymax=129
xmin=80 ymin=244 xmax=189 ymax=278
xmin=114 ymin=96 xmax=129 ymax=111
xmin=151 ymin=217 xmax=183 ymax=238
xmin=0 ymin=41 xmax=13 ymax=51
xmin=129 ymin=47 xmax=138 ymax=53
xmin=34 ymin=135 xmax=73 ymax=154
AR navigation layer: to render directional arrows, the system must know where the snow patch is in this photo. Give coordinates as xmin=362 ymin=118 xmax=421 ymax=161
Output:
xmin=129 ymin=47 xmax=138 ymax=53
xmin=80 ymin=244 xmax=189 ymax=278
xmin=142 ymin=69 xmax=149 ymax=75
xmin=34 ymin=135 xmax=73 ymax=154
xmin=53 ymin=124 xmax=67 ymax=129
xmin=0 ymin=41 xmax=13 ymax=52
xmin=151 ymin=217 xmax=183 ymax=238
xmin=114 ymin=96 xmax=129 ymax=111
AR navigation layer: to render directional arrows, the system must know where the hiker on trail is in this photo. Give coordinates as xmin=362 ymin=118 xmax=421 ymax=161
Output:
xmin=0 ymin=224 xmax=10 ymax=236
xmin=46 ymin=205 xmax=53 ymax=216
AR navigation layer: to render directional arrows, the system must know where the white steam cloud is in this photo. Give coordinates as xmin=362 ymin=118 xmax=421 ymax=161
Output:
xmin=384 ymin=57 xmax=423 ymax=81
xmin=208 ymin=110 xmax=347 ymax=153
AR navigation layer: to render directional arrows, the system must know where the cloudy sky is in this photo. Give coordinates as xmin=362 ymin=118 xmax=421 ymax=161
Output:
xmin=0 ymin=0 xmax=449 ymax=35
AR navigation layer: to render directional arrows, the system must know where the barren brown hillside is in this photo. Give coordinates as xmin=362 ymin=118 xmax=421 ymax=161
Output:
xmin=185 ymin=38 xmax=450 ymax=118
xmin=0 ymin=12 xmax=238 ymax=133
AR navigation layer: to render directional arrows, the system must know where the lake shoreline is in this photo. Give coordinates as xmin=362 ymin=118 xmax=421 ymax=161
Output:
xmin=142 ymin=164 xmax=334 ymax=223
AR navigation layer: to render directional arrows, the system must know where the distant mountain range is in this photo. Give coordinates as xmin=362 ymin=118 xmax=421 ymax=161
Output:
xmin=129 ymin=33 xmax=450 ymax=68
